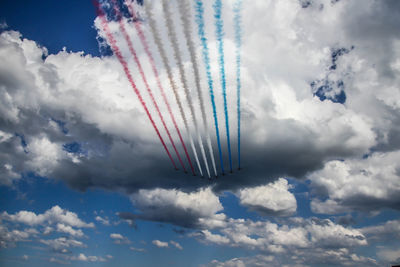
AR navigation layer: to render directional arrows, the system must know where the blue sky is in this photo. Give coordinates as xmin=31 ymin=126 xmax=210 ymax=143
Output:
xmin=1 ymin=0 xmax=400 ymax=266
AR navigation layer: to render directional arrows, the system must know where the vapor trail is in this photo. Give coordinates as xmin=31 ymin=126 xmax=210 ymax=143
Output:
xmin=94 ymin=1 xmax=177 ymax=169
xmin=161 ymin=0 xmax=211 ymax=178
xmin=110 ymin=0 xmax=187 ymax=172
xmin=143 ymin=0 xmax=203 ymax=176
xmin=214 ymin=0 xmax=233 ymax=173
xmin=176 ymin=0 xmax=217 ymax=177
xmin=125 ymin=1 xmax=196 ymax=175
xmin=194 ymin=0 xmax=225 ymax=175
xmin=234 ymin=0 xmax=242 ymax=170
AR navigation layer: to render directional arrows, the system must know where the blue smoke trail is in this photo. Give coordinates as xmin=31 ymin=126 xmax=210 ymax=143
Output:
xmin=234 ymin=0 xmax=242 ymax=170
xmin=194 ymin=0 xmax=225 ymax=175
xmin=214 ymin=0 xmax=233 ymax=173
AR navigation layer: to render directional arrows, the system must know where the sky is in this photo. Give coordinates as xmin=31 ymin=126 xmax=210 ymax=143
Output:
xmin=1 ymin=0 xmax=400 ymax=266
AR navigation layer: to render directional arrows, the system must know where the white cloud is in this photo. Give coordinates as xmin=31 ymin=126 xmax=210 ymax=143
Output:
xmin=131 ymin=187 xmax=222 ymax=218
xmin=49 ymin=257 xmax=69 ymax=265
xmin=110 ymin=233 xmax=130 ymax=245
xmin=121 ymin=187 xmax=223 ymax=228
xmin=70 ymin=253 xmax=107 ymax=262
xmin=203 ymin=248 xmax=378 ymax=267
xmin=40 ymin=237 xmax=85 ymax=251
xmin=170 ymin=240 xmax=183 ymax=250
xmin=238 ymin=178 xmax=297 ymax=216
xmin=307 ymin=219 xmax=367 ymax=247
xmin=110 ymin=233 xmax=124 ymax=239
xmin=310 ymin=151 xmax=400 ymax=213
xmin=95 ymin=215 xmax=110 ymax=226
xmin=0 ymin=205 xmax=94 ymax=228
xmin=377 ymin=248 xmax=400 ymax=263
xmin=0 ymin=22 xmax=8 ymax=30
xmin=361 ymin=219 xmax=400 ymax=240
xmin=43 ymin=226 xmax=53 ymax=235
xmin=56 ymin=223 xmax=84 ymax=238
xmin=0 ymin=225 xmax=38 ymax=248
xmin=0 ymin=0 xmax=389 ymax=196
xmin=194 ymin=216 xmax=367 ymax=253
xmin=130 ymin=246 xmax=146 ymax=252
xmin=152 ymin=240 xmax=169 ymax=248
xmin=200 ymin=230 xmax=230 ymax=245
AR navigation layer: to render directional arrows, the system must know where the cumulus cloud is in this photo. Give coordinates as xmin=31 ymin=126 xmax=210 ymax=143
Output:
xmin=40 ymin=237 xmax=86 ymax=252
xmin=110 ymin=233 xmax=123 ymax=239
xmin=66 ymin=253 xmax=109 ymax=262
xmin=238 ymin=178 xmax=297 ymax=216
xmin=1 ymin=0 xmax=396 ymax=196
xmin=0 ymin=205 xmax=94 ymax=228
xmin=152 ymin=240 xmax=168 ymax=248
xmin=119 ymin=187 xmax=223 ymax=228
xmin=95 ymin=215 xmax=110 ymax=226
xmin=0 ymin=206 xmax=93 ymax=250
xmin=130 ymin=246 xmax=146 ymax=252
xmin=170 ymin=240 xmax=183 ymax=250
xmin=309 ymin=151 xmax=400 ymax=213
xmin=110 ymin=233 xmax=130 ymax=244
xmin=377 ymin=248 xmax=400 ymax=263
xmin=361 ymin=219 xmax=400 ymax=240
xmin=203 ymin=248 xmax=378 ymax=267
xmin=0 ymin=225 xmax=35 ymax=248
xmin=56 ymin=223 xmax=84 ymax=238
xmin=194 ymin=216 xmax=367 ymax=253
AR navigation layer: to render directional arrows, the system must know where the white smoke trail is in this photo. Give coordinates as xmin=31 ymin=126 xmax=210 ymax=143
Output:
xmin=161 ymin=0 xmax=211 ymax=178
xmin=143 ymin=0 xmax=204 ymax=176
xmin=176 ymin=0 xmax=218 ymax=177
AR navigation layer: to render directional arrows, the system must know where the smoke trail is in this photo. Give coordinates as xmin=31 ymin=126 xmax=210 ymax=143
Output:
xmin=142 ymin=0 xmax=203 ymax=177
xmin=94 ymin=1 xmax=177 ymax=169
xmin=161 ymin=0 xmax=211 ymax=178
xmin=125 ymin=1 xmax=196 ymax=175
xmin=214 ymin=0 xmax=233 ymax=173
xmin=176 ymin=0 xmax=217 ymax=177
xmin=233 ymin=0 xmax=242 ymax=170
xmin=110 ymin=0 xmax=187 ymax=172
xmin=194 ymin=0 xmax=225 ymax=175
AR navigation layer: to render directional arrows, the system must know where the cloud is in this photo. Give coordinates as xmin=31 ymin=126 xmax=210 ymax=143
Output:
xmin=238 ymin=178 xmax=297 ymax=216
xmin=119 ymin=187 xmax=223 ymax=228
xmin=203 ymin=248 xmax=378 ymax=267
xmin=309 ymin=151 xmax=400 ymax=213
xmin=361 ymin=219 xmax=400 ymax=241
xmin=95 ymin=215 xmax=110 ymax=226
xmin=0 ymin=22 xmax=8 ymax=30
xmin=110 ymin=233 xmax=124 ymax=239
xmin=56 ymin=223 xmax=84 ymax=238
xmin=0 ymin=0 xmax=392 ymax=195
xmin=197 ymin=230 xmax=230 ymax=246
xmin=130 ymin=246 xmax=146 ymax=252
xmin=110 ymin=233 xmax=131 ymax=244
xmin=377 ymin=248 xmax=400 ymax=263
xmin=0 ymin=206 xmax=94 ymax=228
xmin=49 ymin=257 xmax=69 ymax=265
xmin=152 ymin=240 xmax=169 ymax=248
xmin=40 ymin=237 xmax=86 ymax=252
xmin=0 ymin=225 xmax=35 ymax=248
xmin=193 ymin=216 xmax=367 ymax=253
xmin=170 ymin=240 xmax=183 ymax=250
xmin=69 ymin=253 xmax=107 ymax=262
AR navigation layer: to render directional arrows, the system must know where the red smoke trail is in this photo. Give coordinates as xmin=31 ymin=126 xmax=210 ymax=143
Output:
xmin=94 ymin=1 xmax=177 ymax=169
xmin=110 ymin=0 xmax=187 ymax=172
xmin=126 ymin=1 xmax=196 ymax=175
